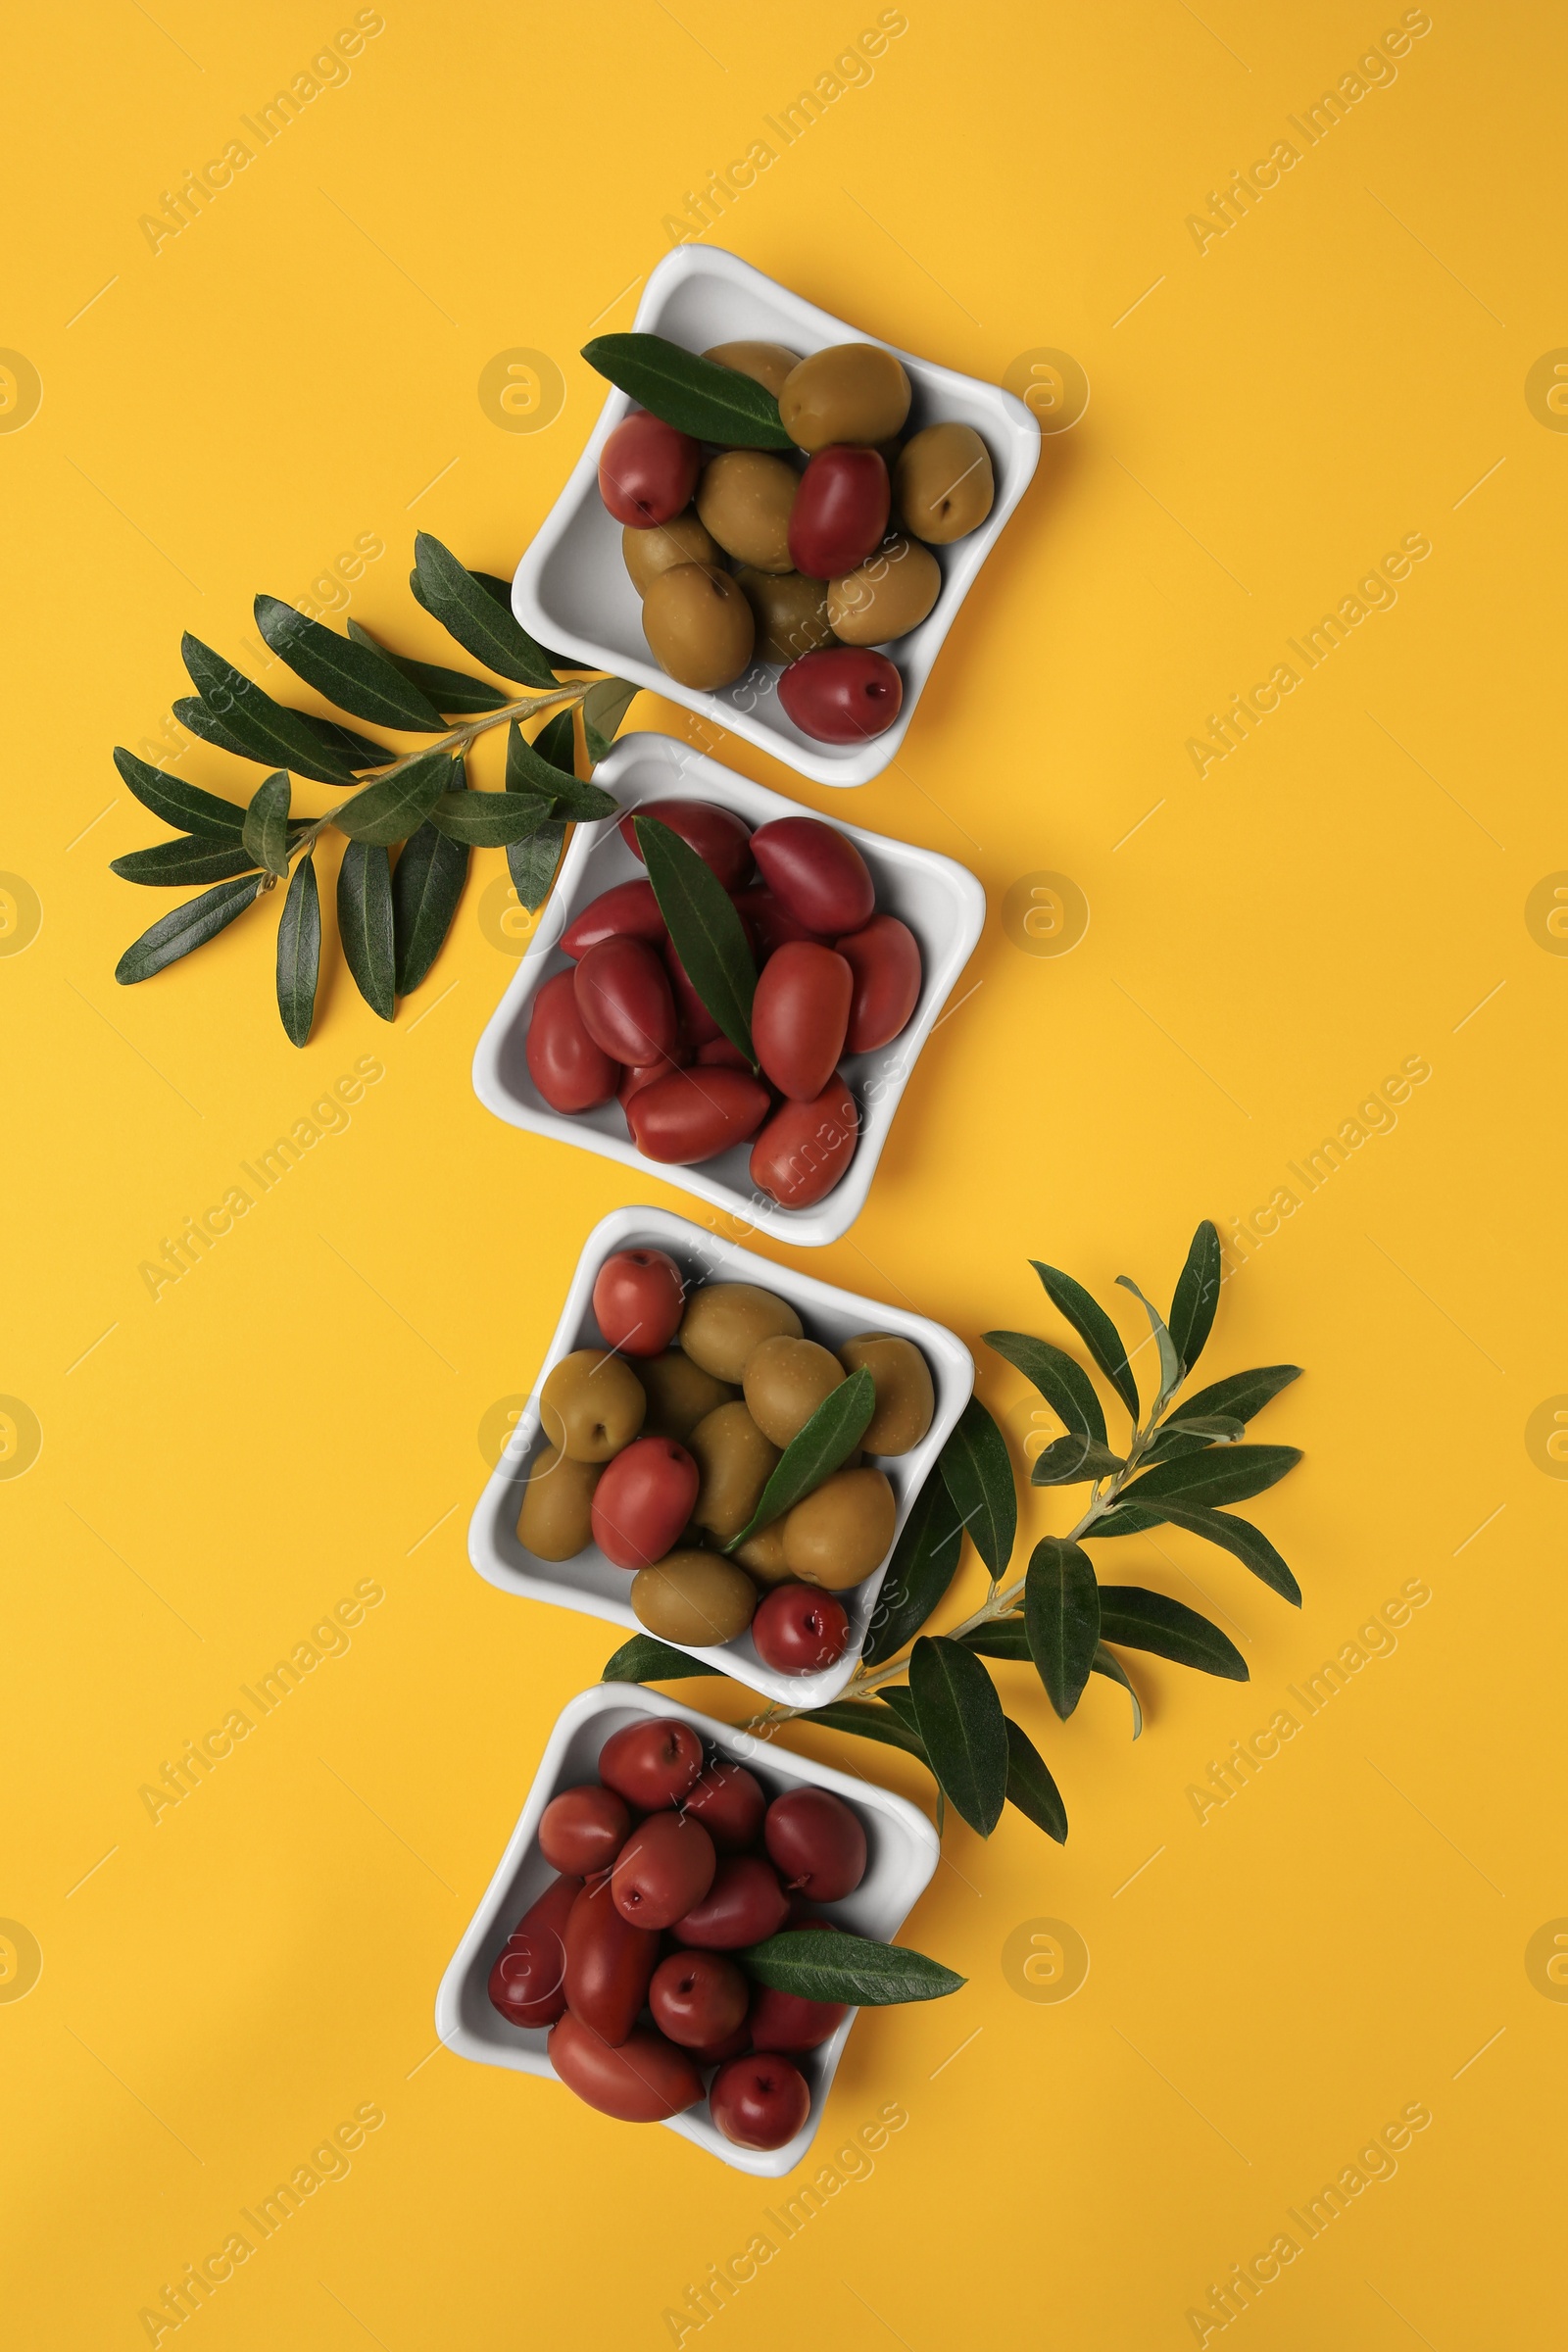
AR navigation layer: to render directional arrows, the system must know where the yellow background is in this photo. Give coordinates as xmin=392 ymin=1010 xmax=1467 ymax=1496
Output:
xmin=4 ymin=3 xmax=1562 ymax=2344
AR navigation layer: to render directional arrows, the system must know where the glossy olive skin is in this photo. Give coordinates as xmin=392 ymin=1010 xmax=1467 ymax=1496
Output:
xmin=734 ymin=568 xmax=836 ymax=665
xmin=895 ymin=421 xmax=995 ymax=544
xmin=709 ymin=2051 xmax=812 ymax=2150
xmin=704 ymin=339 xmax=801 ymax=397
xmin=765 ymin=1787 xmax=867 ymax=1899
xmin=749 ymin=1077 xmax=860 ymax=1208
xmin=788 ymin=447 xmax=890 ymax=579
xmin=743 ymin=1335 xmax=846 ymax=1448
xmin=753 ymin=940 xmax=854 ymax=1102
xmin=781 ymin=1464 xmax=896 ymax=1590
xmin=752 ymin=1583 xmax=851 ymax=1676
xmin=563 ymin=1876 xmax=661 ymax=2043
xmin=526 ymin=969 xmax=619 ymax=1113
xmin=751 ymin=818 xmax=875 ymax=935
xmin=625 ymin=1066 xmax=771 ymax=1165
xmin=618 ymin=1051 xmax=688 ymax=1113
xmin=561 ymin=879 xmax=666 ymax=961
xmin=549 ymin=2013 xmax=703 ymax=2122
xmin=599 ymin=412 xmax=702 ymax=528
xmin=733 ymin=1521 xmax=792 ymax=1584
xmin=838 ymin=1333 xmax=934 ymax=1454
xmin=538 ymin=1786 xmax=632 ymax=1877
xmin=632 ymin=1351 xmax=737 ymax=1443
xmin=630 ymin=1547 xmax=759 ymax=1647
xmin=835 ymin=914 xmax=921 ymax=1052
xmin=689 ymin=1401 xmax=781 ymax=1543
xmin=749 ymin=1919 xmax=847 ymax=2052
xmin=619 ymin=798 xmax=755 ymax=890
xmin=649 ymin=1948 xmax=750 ymax=2048
xmin=611 ymin=1809 xmax=716 ymax=1929
xmin=681 ymin=1762 xmax=766 ymax=1853
xmin=641 ymin=563 xmax=756 ymax=690
xmin=516 ymin=1445 xmax=601 ymax=1560
xmin=664 ymin=940 xmax=722 ymax=1046
xmin=778 ymin=646 xmax=903 ymax=743
xmin=689 ymin=2023 xmax=752 ymax=2066
xmin=827 ymin=533 xmax=941 ymax=645
xmin=487 ymin=1872 xmax=580 ymax=2029
xmin=573 ymin=935 xmax=679 ymax=1066
xmin=731 ymin=885 xmax=826 ymax=958
xmin=779 ymin=343 xmax=911 ymax=454
xmin=540 ymin=1348 xmax=647 ymax=1464
xmin=697 ymin=449 xmax=799 ymax=572
xmin=598 ymin=1715 xmax=705 ymax=1809
xmin=592 ymin=1247 xmax=686 ymax=1357
xmin=697 ymin=1035 xmax=752 ymax=1070
xmin=622 ymin=509 xmax=718 ymax=595
xmin=591 ymin=1436 xmax=700 ymax=1571
xmin=672 ymin=1854 xmax=789 ymax=1949
xmin=679 ymin=1283 xmax=804 ymax=1383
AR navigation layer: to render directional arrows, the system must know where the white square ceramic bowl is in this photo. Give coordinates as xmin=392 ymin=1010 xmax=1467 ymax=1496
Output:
xmin=468 ymin=1204 xmax=973 ymax=1708
xmin=513 ymin=245 xmax=1040 ymax=787
xmin=470 ymin=729 xmax=985 ymax=1249
xmin=434 ymin=1683 xmax=940 ymax=2176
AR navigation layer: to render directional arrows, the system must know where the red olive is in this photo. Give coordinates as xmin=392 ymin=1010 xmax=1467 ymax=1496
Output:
xmin=696 ymin=1035 xmax=752 ymax=1070
xmin=750 ymin=1076 xmax=859 ymax=1208
xmin=709 ymin=2051 xmax=812 ymax=2150
xmin=681 ymin=1762 xmax=766 ymax=1853
xmin=487 ymin=1872 xmax=580 ymax=2029
xmin=752 ymin=941 xmax=854 ymax=1102
xmin=763 ymin=1787 xmax=866 ymax=1901
xmin=618 ymin=1054 xmax=687 ymax=1110
xmin=599 ymin=413 xmax=701 ymax=529
xmin=526 ymin=969 xmax=620 ymax=1114
xmin=538 ymin=1786 xmax=632 ymax=1877
xmin=598 ymin=1715 xmax=705 ymax=1809
xmin=591 ymin=1437 xmax=700 ymax=1570
xmin=626 ymin=1065 xmax=770 ymax=1165
xmin=649 ymin=1949 xmax=750 ymax=2048
xmin=549 ymin=2012 xmax=704 ymax=2122
xmin=788 ymin=446 xmax=890 ymax=579
xmin=561 ymin=880 xmax=666 ymax=961
xmin=688 ymin=2023 xmax=753 ymax=2065
xmin=752 ymin=1584 xmax=852 ymax=1676
xmin=620 ymin=799 xmax=754 ymax=890
xmin=563 ymin=1876 xmax=660 ymax=2043
xmin=611 ymin=1810 xmax=716 ymax=1929
xmin=835 ymin=913 xmax=922 ymax=1052
xmin=750 ymin=818 xmax=875 ymax=935
xmin=778 ymin=648 xmax=903 ymax=744
xmin=672 ymin=1854 xmax=789 ymax=1949
xmin=592 ymin=1248 xmax=686 ymax=1357
xmin=573 ymin=935 xmax=678 ymax=1065
xmin=749 ymin=1918 xmax=847 ymax=2053
xmin=664 ymin=940 xmax=723 ymax=1046
xmin=731 ymin=885 xmax=829 ymax=957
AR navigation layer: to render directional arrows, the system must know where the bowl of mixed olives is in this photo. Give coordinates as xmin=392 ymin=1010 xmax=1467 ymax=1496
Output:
xmin=467 ymin=1205 xmax=974 ymax=1709
xmin=512 ymin=244 xmax=1041 ymax=787
xmin=435 ymin=1683 xmax=940 ymax=2174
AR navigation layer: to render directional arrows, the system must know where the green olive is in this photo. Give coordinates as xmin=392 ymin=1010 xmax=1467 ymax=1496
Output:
xmin=838 ymin=1334 xmax=935 ymax=1455
xmin=678 ymin=1283 xmax=803 ymax=1383
xmin=696 ymin=450 xmax=799 ymax=573
xmin=632 ymin=1349 xmax=737 ymax=1442
xmin=827 ymin=534 xmax=941 ymax=646
xmin=516 ymin=1445 xmax=601 ymax=1560
xmin=623 ymin=509 xmax=719 ymax=596
xmin=779 ymin=343 xmax=911 ymax=454
xmin=689 ymin=1400 xmax=781 ymax=1544
xmin=539 ymin=1348 xmax=646 ymax=1462
xmin=704 ymin=340 xmax=802 ymax=397
xmin=733 ymin=1522 xmax=792 ymax=1585
xmin=743 ymin=1334 xmax=845 ymax=1448
xmin=734 ymin=567 xmax=837 ymax=665
xmin=641 ymin=563 xmax=756 ymax=690
xmin=895 ymin=423 xmax=995 ymax=544
xmin=782 ymin=1465 xmax=897 ymax=1590
xmin=631 ymin=1548 xmax=759 ymax=1646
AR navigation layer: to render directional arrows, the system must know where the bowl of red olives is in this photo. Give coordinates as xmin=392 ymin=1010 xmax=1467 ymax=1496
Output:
xmin=471 ymin=728 xmax=985 ymax=1247
xmin=512 ymin=245 xmax=1041 ymax=787
xmin=467 ymin=1205 xmax=973 ymax=1708
xmin=434 ymin=1684 xmax=941 ymax=2174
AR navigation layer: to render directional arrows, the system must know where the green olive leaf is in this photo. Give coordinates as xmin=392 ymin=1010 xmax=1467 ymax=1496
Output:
xmin=1004 ymin=1717 xmax=1068 ymax=1842
xmin=937 ymin=1395 xmax=1016 ymax=1579
xmin=1097 ymin=1586 xmax=1248 ymax=1681
xmin=112 ymin=837 xmax=266 ymax=888
xmin=581 ymin=675 xmax=638 ymax=765
xmin=907 ymin=1635 xmax=1009 ymax=1838
xmin=112 ymin=747 xmax=245 ymax=839
xmin=726 ymin=1366 xmax=875 ymax=1551
xmin=429 ymin=789 xmax=557 ymax=848
xmin=178 ymin=635 xmax=389 ymax=779
xmin=1177 ymin=1364 xmax=1302 ymax=1426
xmin=242 ymin=771 xmax=292 ymax=877
xmin=636 ymin=812 xmax=757 ymax=1063
xmin=1167 ymin=1220 xmax=1223 ymax=1374
xmin=392 ymin=761 xmax=468 ymax=997
xmin=334 ymin=749 xmax=454 ymax=847
xmin=411 ymin=533 xmax=557 ymax=687
xmin=983 ymin=1330 xmax=1108 ymax=1447
xmin=1115 ymin=1277 xmax=1183 ymax=1406
xmin=275 ymin=851 xmax=320 ymax=1048
xmin=337 ymin=839 xmax=395 ymax=1020
xmin=255 ymin=596 xmax=446 ymax=731
xmin=957 ymin=1617 xmax=1029 ymax=1660
xmin=1091 ymin=1642 xmax=1143 ymax=1738
xmin=346 ymin=619 xmax=512 ymax=715
xmin=601 ymin=1635 xmax=726 ymax=1683
xmin=1023 ymin=1535 xmax=1101 ymax=1721
xmin=788 ymin=1698 xmax=929 ymax=1762
xmin=1030 ymin=1260 xmax=1139 ymax=1420
xmin=741 ymin=1928 xmax=965 ymax=2005
xmin=583 ymin=333 xmax=796 ymax=449
xmin=1118 ymin=1444 xmax=1301 ymax=1512
xmin=861 ymin=1469 xmax=965 ymax=1667
xmin=115 ymin=873 xmax=265 ymax=984
xmin=1133 ymin=1498 xmax=1301 ymax=1605
xmin=1029 ymin=1435 xmax=1126 ymax=1486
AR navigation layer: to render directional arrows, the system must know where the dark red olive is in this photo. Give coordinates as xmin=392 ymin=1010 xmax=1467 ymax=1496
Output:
xmin=598 ymin=1715 xmax=705 ymax=1809
xmin=731 ymin=885 xmax=829 ymax=957
xmin=836 ymin=913 xmax=922 ymax=1051
xmin=749 ymin=1918 xmax=847 ymax=2052
xmin=695 ymin=1036 xmax=752 ymax=1070
xmin=648 ymin=1948 xmax=750 ymax=2048
xmin=487 ymin=1873 xmax=580 ymax=2029
xmin=763 ymin=1787 xmax=866 ymax=1901
xmin=538 ymin=1786 xmax=631 ymax=1877
xmin=591 ymin=1437 xmax=700 ymax=1570
xmin=778 ymin=647 xmax=903 ymax=744
xmin=526 ymin=969 xmax=619 ymax=1113
xmin=788 ymin=446 xmax=890 ymax=578
xmin=625 ymin=1065 xmax=770 ymax=1165
xmin=672 ymin=1854 xmax=789 ymax=1949
xmin=688 ymin=2023 xmax=752 ymax=2065
xmin=611 ymin=1810 xmax=716 ymax=1929
xmin=549 ymin=2013 xmax=704 ymax=2121
xmin=750 ymin=818 xmax=875 ymax=935
xmin=752 ymin=1584 xmax=851 ymax=1676
xmin=592 ymin=1248 xmax=686 ymax=1357
xmin=561 ymin=880 xmax=666 ymax=961
xmin=664 ymin=940 xmax=723 ymax=1046
xmin=618 ymin=1053 xmax=687 ymax=1110
xmin=573 ymin=934 xmax=678 ymax=1065
xmin=709 ymin=2051 xmax=811 ymax=2149
xmin=563 ymin=1875 xmax=660 ymax=2043
xmin=599 ymin=413 xmax=701 ymax=529
xmin=750 ymin=1076 xmax=859 ymax=1207
xmin=681 ymin=1762 xmax=766 ymax=1853
xmin=752 ymin=941 xmax=853 ymax=1102
xmin=620 ymin=799 xmax=754 ymax=889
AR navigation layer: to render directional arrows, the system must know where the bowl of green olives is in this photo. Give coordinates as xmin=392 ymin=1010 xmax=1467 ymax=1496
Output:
xmin=467 ymin=1204 xmax=974 ymax=1709
xmin=512 ymin=245 xmax=1041 ymax=787
xmin=435 ymin=1682 xmax=940 ymax=2175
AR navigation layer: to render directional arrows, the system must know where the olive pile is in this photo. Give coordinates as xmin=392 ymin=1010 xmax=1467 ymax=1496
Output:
xmin=599 ymin=339 xmax=996 ymax=743
xmin=524 ymin=798 xmax=923 ymax=1208
xmin=518 ymin=1247 xmax=934 ymax=1668
xmin=489 ymin=1712 xmax=871 ymax=2147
